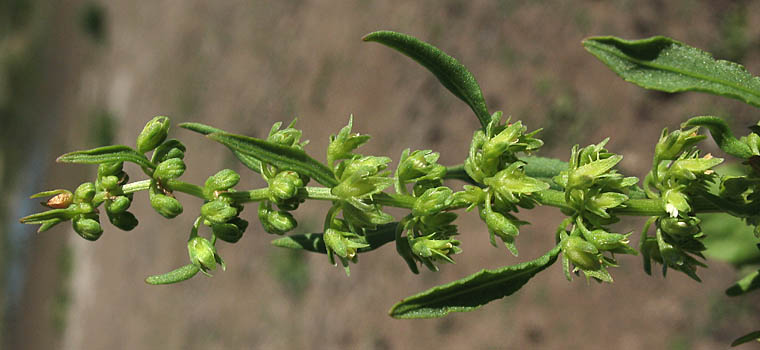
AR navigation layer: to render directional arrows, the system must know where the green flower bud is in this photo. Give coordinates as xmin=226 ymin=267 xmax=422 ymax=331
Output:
xmin=98 ymin=175 xmax=120 ymax=191
xmin=484 ymin=162 xmax=549 ymax=203
xmin=397 ymin=149 xmax=446 ymax=183
xmin=659 ymin=217 xmax=701 ymax=237
xmin=205 ymin=169 xmax=240 ymax=192
xmin=150 ymin=139 xmax=186 ymax=163
xmin=579 ymin=226 xmax=632 ymax=252
xmin=323 ymin=228 xmax=369 ymax=259
xmin=668 ymin=155 xmax=722 ymax=181
xmin=107 ymin=211 xmax=138 ymax=231
xmin=663 ymin=189 xmax=690 ymax=217
xmin=587 ymin=192 xmax=628 ymax=218
xmin=258 ymin=203 xmax=297 ymax=235
xmin=451 ymin=185 xmax=486 ymax=211
xmin=136 ymin=116 xmax=170 ymax=154
xmin=409 ymin=235 xmax=461 ymax=262
xmin=73 ymin=182 xmax=96 ymax=204
xmin=212 ymin=217 xmax=248 ymax=243
xmin=654 ymin=127 xmax=705 ymax=161
xmin=412 ymin=187 xmax=453 ymax=217
xmin=484 ymin=209 xmax=519 ymax=239
xmin=154 ymin=158 xmax=186 ymax=181
xmin=106 ymin=195 xmax=131 ymax=214
xmin=187 ymin=236 xmax=224 ymax=275
xmin=482 ymin=121 xmax=524 ymax=160
xmin=267 ymin=120 xmax=304 ymax=148
xmin=72 ymin=215 xmax=103 ymax=241
xmin=201 ymin=200 xmax=237 ymax=224
xmin=268 ymin=171 xmax=303 ymax=203
xmin=562 ymin=236 xmax=600 ymax=270
xmin=149 ymin=191 xmax=183 ymax=218
xmin=327 ymin=116 xmax=371 ymax=167
xmin=331 ymin=171 xmax=393 ymax=200
xmin=98 ymin=162 xmax=124 ymax=177
xmin=566 ymin=155 xmax=622 ymax=191
xmin=336 ymin=156 xmax=390 ymax=181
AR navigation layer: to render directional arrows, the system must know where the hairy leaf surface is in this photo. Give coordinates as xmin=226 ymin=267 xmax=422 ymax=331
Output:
xmin=584 ymin=36 xmax=760 ymax=108
xmin=363 ymin=30 xmax=490 ymax=128
xmin=57 ymin=145 xmax=154 ymax=169
xmin=389 ymin=245 xmax=560 ymax=318
xmin=207 ymin=132 xmax=338 ymax=187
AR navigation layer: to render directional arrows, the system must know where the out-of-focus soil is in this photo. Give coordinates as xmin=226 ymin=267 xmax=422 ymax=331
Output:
xmin=8 ymin=1 xmax=760 ymax=349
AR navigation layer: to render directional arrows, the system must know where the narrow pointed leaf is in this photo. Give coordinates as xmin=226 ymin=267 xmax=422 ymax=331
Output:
xmin=726 ymin=269 xmax=760 ymax=296
xmin=179 ymin=122 xmax=262 ymax=173
xmin=207 ymin=132 xmax=337 ymax=187
xmin=683 ymin=116 xmax=753 ymax=159
xmin=145 ymin=264 xmax=200 ymax=285
xmin=271 ymin=222 xmax=398 ymax=254
xmin=363 ymin=30 xmax=490 ymax=128
xmin=57 ymin=145 xmax=154 ymax=169
xmin=389 ymin=245 xmax=560 ymax=319
xmin=583 ymin=36 xmax=760 ymax=108
xmin=731 ymin=330 xmax=760 ymax=347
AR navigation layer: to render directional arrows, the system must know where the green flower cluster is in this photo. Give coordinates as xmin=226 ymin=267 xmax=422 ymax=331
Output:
xmin=459 ymin=112 xmax=547 ymax=256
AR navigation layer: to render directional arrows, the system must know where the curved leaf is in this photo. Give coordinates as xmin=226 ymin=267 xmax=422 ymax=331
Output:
xmin=584 ymin=36 xmax=760 ymax=108
xmin=179 ymin=122 xmax=262 ymax=173
xmin=363 ymin=30 xmax=490 ymax=128
xmin=683 ymin=116 xmax=753 ymax=159
xmin=207 ymin=132 xmax=337 ymax=187
xmin=389 ymin=245 xmax=560 ymax=319
xmin=731 ymin=330 xmax=760 ymax=347
xmin=145 ymin=264 xmax=200 ymax=285
xmin=726 ymin=269 xmax=760 ymax=296
xmin=57 ymin=145 xmax=154 ymax=169
xmin=271 ymin=222 xmax=398 ymax=254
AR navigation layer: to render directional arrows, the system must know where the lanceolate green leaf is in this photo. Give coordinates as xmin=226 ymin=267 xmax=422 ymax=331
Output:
xmin=363 ymin=30 xmax=490 ymax=128
xmin=145 ymin=264 xmax=200 ymax=285
xmin=389 ymin=245 xmax=560 ymax=319
xmin=725 ymin=269 xmax=760 ymax=297
xmin=731 ymin=330 xmax=760 ymax=347
xmin=179 ymin=122 xmax=263 ymax=173
xmin=583 ymin=36 xmax=760 ymax=108
xmin=207 ymin=132 xmax=338 ymax=187
xmin=271 ymin=222 xmax=398 ymax=254
xmin=683 ymin=116 xmax=753 ymax=159
xmin=57 ymin=145 xmax=154 ymax=169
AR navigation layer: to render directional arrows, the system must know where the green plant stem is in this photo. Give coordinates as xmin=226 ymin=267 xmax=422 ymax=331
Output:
xmin=110 ymin=178 xmax=729 ymax=219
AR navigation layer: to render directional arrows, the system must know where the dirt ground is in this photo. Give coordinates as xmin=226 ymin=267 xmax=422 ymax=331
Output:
xmin=5 ymin=1 xmax=760 ymax=349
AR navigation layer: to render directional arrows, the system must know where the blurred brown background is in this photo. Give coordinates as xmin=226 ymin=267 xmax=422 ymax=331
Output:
xmin=2 ymin=1 xmax=760 ymax=349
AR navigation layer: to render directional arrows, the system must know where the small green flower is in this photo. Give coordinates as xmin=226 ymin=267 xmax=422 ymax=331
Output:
xmin=654 ymin=127 xmax=705 ymax=161
xmin=484 ymin=162 xmax=549 ymax=203
xmin=205 ymin=169 xmax=240 ymax=192
xmin=73 ymin=182 xmax=96 ymax=204
xmin=72 ymin=214 xmax=103 ymax=241
xmin=107 ymin=211 xmax=138 ymax=231
xmin=187 ymin=236 xmax=225 ymax=276
xmin=323 ymin=228 xmax=369 ymax=259
xmin=201 ymin=200 xmax=238 ymax=224
xmin=267 ymin=120 xmax=307 ymax=149
xmin=136 ymin=116 xmax=170 ymax=154
xmin=106 ymin=195 xmax=131 ymax=214
xmin=211 ymin=217 xmax=248 ymax=243
xmin=268 ymin=170 xmax=304 ymax=203
xmin=153 ymin=158 xmax=186 ymax=181
xmin=149 ymin=184 xmax=183 ymax=219
xmin=396 ymin=149 xmax=446 ymax=184
xmin=258 ymin=202 xmax=297 ymax=235
xmin=327 ymin=116 xmax=371 ymax=168
xmin=412 ymin=187 xmax=453 ymax=217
